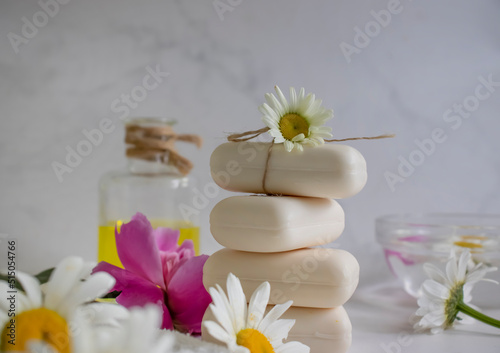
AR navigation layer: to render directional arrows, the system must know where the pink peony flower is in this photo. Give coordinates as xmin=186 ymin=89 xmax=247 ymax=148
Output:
xmin=92 ymin=212 xmax=211 ymax=334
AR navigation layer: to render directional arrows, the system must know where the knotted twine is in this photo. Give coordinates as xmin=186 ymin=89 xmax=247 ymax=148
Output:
xmin=227 ymin=127 xmax=395 ymax=194
xmin=126 ymin=124 xmax=202 ymax=176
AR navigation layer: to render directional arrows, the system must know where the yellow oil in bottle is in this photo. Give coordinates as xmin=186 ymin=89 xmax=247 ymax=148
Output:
xmin=98 ymin=220 xmax=200 ymax=268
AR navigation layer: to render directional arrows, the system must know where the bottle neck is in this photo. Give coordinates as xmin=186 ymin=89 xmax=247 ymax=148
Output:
xmin=126 ymin=157 xmax=181 ymax=176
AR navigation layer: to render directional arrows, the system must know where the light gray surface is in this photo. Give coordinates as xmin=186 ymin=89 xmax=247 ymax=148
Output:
xmin=0 ymin=0 xmax=499 ymax=350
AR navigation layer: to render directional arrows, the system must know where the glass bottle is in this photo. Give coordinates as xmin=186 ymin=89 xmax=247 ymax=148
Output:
xmin=98 ymin=117 xmax=200 ymax=267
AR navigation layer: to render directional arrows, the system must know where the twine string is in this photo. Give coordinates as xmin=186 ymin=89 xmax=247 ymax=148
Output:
xmin=125 ymin=124 xmax=202 ymax=176
xmin=227 ymin=127 xmax=270 ymax=142
xmin=262 ymin=140 xmax=275 ymax=195
xmin=325 ymin=133 xmax=396 ymax=142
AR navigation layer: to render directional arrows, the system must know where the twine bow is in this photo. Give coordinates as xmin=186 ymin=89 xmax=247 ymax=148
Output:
xmin=125 ymin=124 xmax=202 ymax=176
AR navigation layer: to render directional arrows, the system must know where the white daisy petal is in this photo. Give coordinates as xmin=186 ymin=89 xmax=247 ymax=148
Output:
xmin=79 ymin=261 xmax=97 ymax=280
xmin=291 ymin=133 xmax=306 ymax=142
xmin=246 ymin=282 xmax=270 ymax=329
xmin=0 ymin=280 xmax=32 ymax=313
xmin=76 ymin=302 xmax=129 ymax=328
xmin=421 ymin=312 xmax=446 ymax=326
xmin=445 ymin=254 xmax=459 ymax=284
xmin=258 ymin=301 xmax=293 ymax=333
xmin=44 ymin=256 xmax=84 ymax=311
xmin=204 ymin=320 xmax=234 ymax=346
xmin=269 ymin=128 xmax=283 ymax=138
xmin=297 ymin=94 xmax=314 ymax=115
xmin=274 ymin=86 xmax=289 ymax=111
xmin=298 ymin=88 xmax=305 ymax=102
xmin=262 ymin=116 xmax=279 ymax=130
xmin=423 ymin=263 xmax=448 ymax=284
xmin=209 ymin=287 xmax=235 ymax=335
xmin=233 ymin=345 xmax=251 ymax=353
xmin=422 ymin=280 xmax=449 ymax=300
xmin=304 ymin=100 xmax=322 ymax=118
xmin=16 ymin=272 xmax=42 ymax=308
xmin=266 ymin=93 xmax=285 ymax=117
xmin=260 ymin=103 xmax=279 ymax=122
xmin=227 ymin=273 xmax=247 ymax=333
xmin=276 ymin=341 xmax=310 ymax=353
xmin=456 ymin=251 xmax=470 ymax=281
xmin=284 ymin=140 xmax=294 ymax=152
xmin=273 ymin=135 xmax=286 ymax=143
xmin=57 ymin=272 xmax=115 ymax=317
xmin=264 ymin=319 xmax=295 ymax=343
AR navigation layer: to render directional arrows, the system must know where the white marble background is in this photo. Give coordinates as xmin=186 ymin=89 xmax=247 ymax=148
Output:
xmin=1 ymin=0 xmax=499 ymax=285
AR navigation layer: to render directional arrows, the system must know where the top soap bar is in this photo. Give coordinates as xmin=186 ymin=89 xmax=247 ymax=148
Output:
xmin=210 ymin=142 xmax=367 ymax=199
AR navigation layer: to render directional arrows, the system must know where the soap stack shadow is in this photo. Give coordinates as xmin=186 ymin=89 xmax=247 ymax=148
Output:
xmin=202 ymin=142 xmax=367 ymax=353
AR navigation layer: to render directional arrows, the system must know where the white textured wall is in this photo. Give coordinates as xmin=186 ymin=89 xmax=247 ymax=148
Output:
xmin=1 ymin=0 xmax=499 ymax=281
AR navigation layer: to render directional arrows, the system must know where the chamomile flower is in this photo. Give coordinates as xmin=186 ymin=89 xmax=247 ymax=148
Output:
xmin=25 ymin=305 xmax=174 ymax=353
xmin=0 ymin=256 xmax=116 ymax=353
xmin=260 ymin=86 xmax=333 ymax=152
xmin=203 ymin=273 xmax=309 ymax=353
xmin=91 ymin=305 xmax=175 ymax=353
xmin=413 ymin=249 xmax=500 ymax=334
xmin=432 ymin=234 xmax=499 ymax=266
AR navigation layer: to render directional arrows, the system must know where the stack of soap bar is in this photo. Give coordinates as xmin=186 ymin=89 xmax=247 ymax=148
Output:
xmin=203 ymin=142 xmax=367 ymax=353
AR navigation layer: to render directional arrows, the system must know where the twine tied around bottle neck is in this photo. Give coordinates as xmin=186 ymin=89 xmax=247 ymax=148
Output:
xmin=227 ymin=127 xmax=395 ymax=195
xmin=125 ymin=124 xmax=202 ymax=176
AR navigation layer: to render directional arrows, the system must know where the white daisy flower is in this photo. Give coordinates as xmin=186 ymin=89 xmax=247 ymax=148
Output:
xmin=432 ymin=234 xmax=499 ymax=267
xmin=0 ymin=256 xmax=117 ymax=353
xmin=413 ymin=249 xmax=500 ymax=334
xmin=26 ymin=305 xmax=173 ymax=353
xmin=91 ymin=305 xmax=174 ymax=353
xmin=203 ymin=273 xmax=309 ymax=353
xmin=260 ymin=86 xmax=333 ymax=152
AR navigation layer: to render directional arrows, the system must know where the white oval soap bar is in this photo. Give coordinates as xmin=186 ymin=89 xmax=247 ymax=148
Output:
xmin=210 ymin=196 xmax=345 ymax=252
xmin=203 ymin=248 xmax=359 ymax=308
xmin=210 ymin=142 xmax=367 ymax=199
xmin=283 ymin=306 xmax=352 ymax=353
xmin=202 ymin=306 xmax=351 ymax=353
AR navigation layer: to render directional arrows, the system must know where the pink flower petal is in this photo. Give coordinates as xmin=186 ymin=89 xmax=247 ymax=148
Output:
xmin=155 ymin=227 xmax=181 ymax=252
xmin=92 ymin=261 xmax=151 ymax=293
xmin=162 ymin=252 xmax=192 ymax=286
xmin=166 ymin=255 xmax=211 ymax=334
xmin=115 ymin=276 xmax=173 ymax=330
xmin=178 ymin=240 xmax=195 ymax=258
xmin=115 ymin=213 xmax=165 ymax=290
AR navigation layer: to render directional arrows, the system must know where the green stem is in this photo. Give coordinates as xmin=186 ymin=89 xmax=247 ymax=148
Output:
xmin=457 ymin=302 xmax=500 ymax=328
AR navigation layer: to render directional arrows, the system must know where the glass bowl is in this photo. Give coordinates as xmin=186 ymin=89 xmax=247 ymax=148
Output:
xmin=376 ymin=213 xmax=500 ymax=307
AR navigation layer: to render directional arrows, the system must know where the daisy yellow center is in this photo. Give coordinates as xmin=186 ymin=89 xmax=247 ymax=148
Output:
xmin=279 ymin=114 xmax=310 ymax=141
xmin=454 ymin=241 xmax=483 ymax=249
xmin=1 ymin=308 xmax=70 ymax=353
xmin=236 ymin=328 xmax=274 ymax=353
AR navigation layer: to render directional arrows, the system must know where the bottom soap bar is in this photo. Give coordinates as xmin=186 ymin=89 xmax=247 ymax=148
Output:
xmin=282 ymin=306 xmax=352 ymax=353
xmin=202 ymin=306 xmax=352 ymax=353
